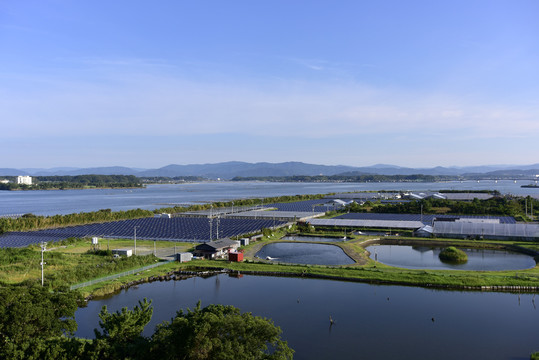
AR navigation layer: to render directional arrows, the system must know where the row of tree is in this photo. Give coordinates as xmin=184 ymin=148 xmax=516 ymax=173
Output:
xmin=0 ymin=285 xmax=293 ymax=360
xmin=0 ymin=208 xmax=154 ymax=234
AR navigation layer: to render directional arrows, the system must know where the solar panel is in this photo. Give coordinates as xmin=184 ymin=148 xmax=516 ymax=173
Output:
xmin=308 ymin=218 xmax=425 ymax=229
xmin=334 ymin=213 xmax=516 ymax=225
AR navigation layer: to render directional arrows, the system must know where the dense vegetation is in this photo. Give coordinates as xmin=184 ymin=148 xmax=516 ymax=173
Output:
xmin=0 ymin=175 xmax=142 ymax=190
xmin=0 ymin=284 xmax=80 ymax=359
xmin=346 ymin=196 xmax=539 ymax=218
xmin=0 ymin=286 xmax=292 ymax=360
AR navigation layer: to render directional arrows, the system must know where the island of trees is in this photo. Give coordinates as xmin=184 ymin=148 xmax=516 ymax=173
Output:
xmin=0 ymin=175 xmax=143 ymax=191
xmin=439 ymin=246 xmax=468 ymax=263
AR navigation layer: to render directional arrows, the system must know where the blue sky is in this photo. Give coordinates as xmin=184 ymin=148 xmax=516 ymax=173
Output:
xmin=1 ymin=1 xmax=538 ymax=168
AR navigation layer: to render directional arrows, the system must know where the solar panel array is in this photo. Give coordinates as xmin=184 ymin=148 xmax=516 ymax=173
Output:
xmin=0 ymin=217 xmax=287 ymax=248
xmin=229 ymin=210 xmax=321 ymax=221
xmin=308 ymin=218 xmax=425 ymax=229
xmin=433 ymin=222 xmax=539 ymax=239
xmin=264 ymin=199 xmax=332 ymax=212
xmin=334 ymin=213 xmax=516 ymax=225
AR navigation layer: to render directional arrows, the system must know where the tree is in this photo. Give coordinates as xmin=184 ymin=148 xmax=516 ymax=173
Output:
xmin=151 ymin=301 xmax=294 ymax=360
xmin=90 ymin=298 xmax=153 ymax=359
xmin=0 ymin=285 xmax=80 ymax=359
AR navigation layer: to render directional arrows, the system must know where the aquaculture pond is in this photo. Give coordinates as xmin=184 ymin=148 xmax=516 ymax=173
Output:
xmin=255 ymin=242 xmax=355 ymax=265
xmin=281 ymin=235 xmax=347 ymax=242
xmin=366 ymin=244 xmax=537 ymax=271
xmin=74 ymin=274 xmax=539 ymax=360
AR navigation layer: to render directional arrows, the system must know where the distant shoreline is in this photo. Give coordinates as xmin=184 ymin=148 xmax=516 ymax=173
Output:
xmin=0 ymin=185 xmax=144 ymax=191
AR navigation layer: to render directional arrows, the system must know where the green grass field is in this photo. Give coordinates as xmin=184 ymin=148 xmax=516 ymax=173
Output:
xmin=0 ymin=237 xmax=196 ymax=288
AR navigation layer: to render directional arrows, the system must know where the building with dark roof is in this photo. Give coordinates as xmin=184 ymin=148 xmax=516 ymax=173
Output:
xmin=194 ymin=238 xmax=240 ymax=259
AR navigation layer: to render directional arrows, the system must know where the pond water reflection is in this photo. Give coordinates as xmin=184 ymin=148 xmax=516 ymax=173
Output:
xmin=255 ymin=242 xmax=355 ymax=265
xmin=75 ymin=274 xmax=539 ymax=360
xmin=366 ymin=244 xmax=536 ymax=271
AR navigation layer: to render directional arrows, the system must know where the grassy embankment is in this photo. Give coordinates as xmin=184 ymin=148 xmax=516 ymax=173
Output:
xmin=75 ymin=229 xmax=539 ymax=298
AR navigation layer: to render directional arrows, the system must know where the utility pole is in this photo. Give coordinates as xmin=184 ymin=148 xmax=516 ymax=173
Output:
xmin=40 ymin=242 xmax=46 ymax=286
xmin=133 ymin=226 xmax=139 ymax=255
xmin=209 ymin=217 xmax=213 ymax=241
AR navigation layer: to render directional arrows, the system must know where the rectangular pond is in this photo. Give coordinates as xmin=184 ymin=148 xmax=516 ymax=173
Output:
xmin=75 ymin=274 xmax=539 ymax=360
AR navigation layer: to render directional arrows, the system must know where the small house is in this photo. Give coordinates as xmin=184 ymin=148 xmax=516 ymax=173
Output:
xmin=414 ymin=225 xmax=434 ymax=238
xmin=194 ymin=238 xmax=240 ymax=259
xmin=176 ymin=252 xmax=193 ymax=263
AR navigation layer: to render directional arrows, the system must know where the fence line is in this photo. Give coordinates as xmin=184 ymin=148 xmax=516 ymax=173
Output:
xmin=70 ymin=260 xmax=173 ymax=290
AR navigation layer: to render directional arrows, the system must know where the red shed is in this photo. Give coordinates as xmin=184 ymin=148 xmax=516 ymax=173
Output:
xmin=228 ymin=251 xmax=244 ymax=262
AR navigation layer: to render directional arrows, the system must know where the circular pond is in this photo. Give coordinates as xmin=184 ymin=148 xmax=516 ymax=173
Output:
xmin=366 ymin=244 xmax=536 ymax=271
xmin=256 ymin=242 xmax=355 ymax=265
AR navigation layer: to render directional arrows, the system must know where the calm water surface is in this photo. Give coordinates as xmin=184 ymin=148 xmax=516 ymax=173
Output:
xmin=366 ymin=245 xmax=537 ymax=271
xmin=281 ymin=235 xmax=347 ymax=242
xmin=1 ymin=180 xmax=537 ymax=216
xmin=75 ymin=275 xmax=539 ymax=360
xmin=255 ymin=242 xmax=355 ymax=265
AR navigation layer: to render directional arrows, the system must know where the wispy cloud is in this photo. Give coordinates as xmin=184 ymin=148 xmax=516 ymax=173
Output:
xmin=1 ymin=59 xmax=538 ymax=144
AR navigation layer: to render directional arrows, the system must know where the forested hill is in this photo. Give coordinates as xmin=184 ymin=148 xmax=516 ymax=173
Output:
xmin=0 ymin=175 xmax=143 ymax=190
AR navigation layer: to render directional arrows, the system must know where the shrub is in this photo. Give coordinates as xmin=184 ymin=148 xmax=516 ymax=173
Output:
xmin=439 ymin=247 xmax=468 ymax=263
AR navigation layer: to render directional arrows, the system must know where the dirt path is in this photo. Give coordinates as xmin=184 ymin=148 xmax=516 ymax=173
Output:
xmin=243 ymin=241 xmax=267 ymax=259
xmin=338 ymin=239 xmax=376 ymax=266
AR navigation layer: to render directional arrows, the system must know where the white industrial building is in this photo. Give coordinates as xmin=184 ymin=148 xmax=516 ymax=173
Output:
xmin=17 ymin=176 xmax=32 ymax=185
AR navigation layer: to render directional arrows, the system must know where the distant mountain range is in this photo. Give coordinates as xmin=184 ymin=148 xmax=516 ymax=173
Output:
xmin=1 ymin=162 xmax=538 ymax=179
